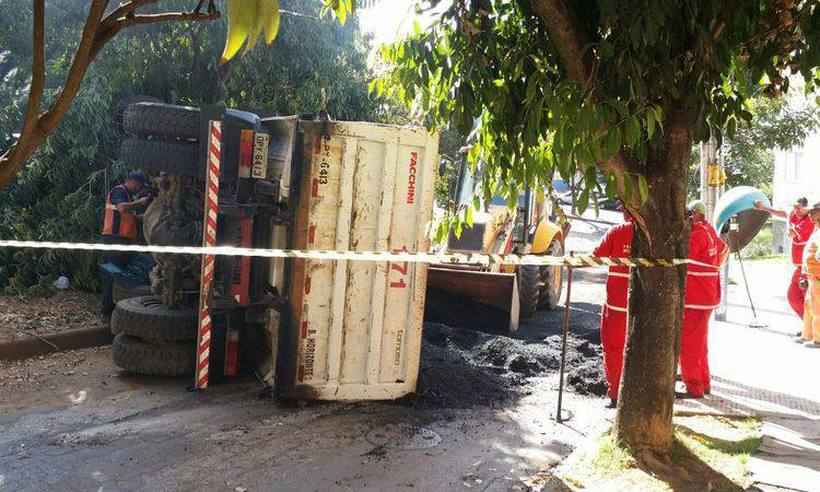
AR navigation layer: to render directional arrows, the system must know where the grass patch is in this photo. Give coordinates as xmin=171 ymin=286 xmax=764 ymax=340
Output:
xmin=674 ymin=416 xmax=762 ymax=488
xmin=560 ymin=417 xmax=762 ymax=491
xmin=590 ymin=433 xmax=637 ymax=474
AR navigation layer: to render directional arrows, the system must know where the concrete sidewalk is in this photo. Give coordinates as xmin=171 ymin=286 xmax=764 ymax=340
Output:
xmin=675 ymin=258 xmax=820 ymax=491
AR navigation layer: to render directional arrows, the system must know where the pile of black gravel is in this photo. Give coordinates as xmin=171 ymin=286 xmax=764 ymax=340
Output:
xmin=413 ymin=322 xmax=607 ymax=409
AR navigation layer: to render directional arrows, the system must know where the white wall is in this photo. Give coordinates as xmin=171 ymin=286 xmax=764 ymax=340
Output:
xmin=773 ymin=132 xmax=820 ymax=210
xmin=772 ymin=131 xmax=820 ymax=254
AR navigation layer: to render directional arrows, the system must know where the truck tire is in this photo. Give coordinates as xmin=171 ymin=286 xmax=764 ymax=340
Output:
xmin=120 ymin=137 xmax=201 ymax=177
xmin=115 ymin=96 xmax=162 ymax=135
xmin=518 ymin=265 xmax=540 ymax=320
xmin=111 ymin=296 xmax=197 ymax=341
xmin=112 ymin=334 xmax=194 ymax=377
xmin=112 ymin=281 xmax=152 ymax=304
xmin=123 ymin=102 xmax=200 ymax=140
xmin=538 ymin=240 xmax=564 ymax=310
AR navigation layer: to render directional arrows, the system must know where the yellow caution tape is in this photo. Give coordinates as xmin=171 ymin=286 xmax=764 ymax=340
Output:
xmin=0 ymin=239 xmax=715 ymax=269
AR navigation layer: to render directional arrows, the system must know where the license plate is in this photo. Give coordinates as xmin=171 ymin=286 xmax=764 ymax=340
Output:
xmin=252 ymin=132 xmax=269 ymax=179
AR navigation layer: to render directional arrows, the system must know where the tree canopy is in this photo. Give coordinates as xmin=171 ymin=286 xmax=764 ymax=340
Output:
xmin=0 ymin=0 xmax=381 ymax=293
xmin=372 ymin=0 xmax=820 ymax=453
xmin=376 ymin=1 xmax=820 ymax=218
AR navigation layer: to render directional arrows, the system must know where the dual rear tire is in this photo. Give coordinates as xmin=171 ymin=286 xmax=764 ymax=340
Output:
xmin=110 ymin=296 xmax=197 ymax=376
xmin=120 ymin=102 xmax=202 ymax=177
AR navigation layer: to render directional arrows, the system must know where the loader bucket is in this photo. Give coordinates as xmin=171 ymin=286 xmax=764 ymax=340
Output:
xmin=426 ymin=267 xmax=520 ymax=333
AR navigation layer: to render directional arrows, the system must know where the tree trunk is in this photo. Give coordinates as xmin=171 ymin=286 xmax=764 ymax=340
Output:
xmin=614 ymin=110 xmax=693 ymax=452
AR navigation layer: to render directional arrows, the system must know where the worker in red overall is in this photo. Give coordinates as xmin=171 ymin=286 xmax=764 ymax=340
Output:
xmin=756 ymin=197 xmax=814 ymax=325
xmin=680 ymin=200 xmax=728 ymax=398
xmin=592 ymin=205 xmax=634 ymax=407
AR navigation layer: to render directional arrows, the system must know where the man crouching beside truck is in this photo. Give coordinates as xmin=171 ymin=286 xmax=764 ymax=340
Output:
xmin=801 ymin=202 xmax=820 ymax=347
xmin=100 ymin=171 xmax=150 ymax=318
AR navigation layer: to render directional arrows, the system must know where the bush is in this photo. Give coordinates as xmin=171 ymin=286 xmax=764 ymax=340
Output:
xmin=0 ymin=0 xmax=383 ymax=296
xmin=741 ymin=223 xmax=776 ymax=259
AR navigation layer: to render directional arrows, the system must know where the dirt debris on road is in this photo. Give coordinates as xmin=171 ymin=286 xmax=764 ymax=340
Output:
xmin=0 ymin=291 xmax=103 ymax=344
xmin=0 ymin=346 xmax=150 ymax=414
xmin=0 ymin=280 xmax=612 ymax=491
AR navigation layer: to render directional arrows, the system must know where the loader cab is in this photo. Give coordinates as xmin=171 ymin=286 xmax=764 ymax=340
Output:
xmin=428 ymin=159 xmax=566 ymax=333
xmin=447 ymin=161 xmax=560 ymax=257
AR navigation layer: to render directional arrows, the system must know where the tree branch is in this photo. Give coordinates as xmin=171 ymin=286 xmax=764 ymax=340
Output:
xmin=0 ymin=1 xmax=221 ymax=189
xmin=530 ymin=0 xmax=592 ymax=87
xmin=530 ymin=0 xmax=632 ymax=180
xmin=40 ymin=0 xmax=109 ymax=131
xmin=92 ymin=9 xmax=220 ymax=59
xmin=13 ymin=0 xmax=46 ymax=154
xmin=102 ymin=0 xmax=161 ymax=27
xmin=0 ymin=0 xmax=47 ymax=185
xmin=530 ymin=0 xmax=650 ymax=238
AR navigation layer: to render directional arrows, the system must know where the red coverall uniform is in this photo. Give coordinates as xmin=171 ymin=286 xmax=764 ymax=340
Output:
xmin=788 ymin=212 xmax=815 ymax=318
xmin=681 ymin=220 xmax=728 ymax=397
xmin=593 ymin=221 xmax=634 ymax=401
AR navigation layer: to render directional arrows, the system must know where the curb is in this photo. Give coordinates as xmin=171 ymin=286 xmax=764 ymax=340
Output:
xmin=0 ymin=326 xmax=113 ymax=361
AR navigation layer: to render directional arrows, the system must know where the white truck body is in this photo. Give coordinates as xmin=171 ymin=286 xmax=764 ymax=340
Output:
xmin=280 ymin=121 xmax=439 ymax=400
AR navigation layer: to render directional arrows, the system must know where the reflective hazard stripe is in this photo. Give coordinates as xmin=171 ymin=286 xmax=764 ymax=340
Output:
xmin=105 ymin=203 xmax=117 ymax=211
xmin=608 ymin=271 xmax=630 ymax=279
xmin=685 ymin=303 xmax=720 ymax=310
xmin=606 ymin=303 xmax=628 ymax=313
xmin=196 ymin=120 xmax=221 ymax=390
xmin=687 ymin=271 xmax=719 ymax=277
xmin=793 ymin=241 xmax=808 ymax=246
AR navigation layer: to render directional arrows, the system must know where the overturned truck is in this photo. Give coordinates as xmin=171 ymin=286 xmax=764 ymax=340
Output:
xmin=111 ymin=102 xmax=439 ymax=400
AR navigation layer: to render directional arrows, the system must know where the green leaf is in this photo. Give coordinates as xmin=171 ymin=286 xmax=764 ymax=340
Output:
xmin=577 ymin=186 xmax=590 ymax=214
xmin=726 ymin=116 xmax=737 ymax=139
xmin=604 ymin=129 xmax=621 ymax=158
xmin=638 ymin=174 xmax=649 ymax=203
xmin=605 ymin=173 xmax=617 ymax=200
xmin=653 ymin=106 xmax=664 ymax=127
xmin=622 ymin=173 xmax=633 ymax=203
xmin=465 ymin=205 xmax=474 ymax=227
xmin=434 ymin=220 xmax=448 ymax=244
xmin=646 ymin=110 xmax=656 ymax=140
xmin=506 ymin=191 xmax=518 ymax=209
xmin=626 ymin=116 xmax=641 ymax=147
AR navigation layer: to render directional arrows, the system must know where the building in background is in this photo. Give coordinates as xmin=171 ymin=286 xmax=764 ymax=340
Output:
xmin=772 ymin=130 xmax=820 ymax=254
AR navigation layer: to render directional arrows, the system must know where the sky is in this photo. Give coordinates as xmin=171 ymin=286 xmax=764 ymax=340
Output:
xmin=358 ymin=0 xmax=451 ymax=47
xmin=359 ymin=0 xmax=418 ymax=46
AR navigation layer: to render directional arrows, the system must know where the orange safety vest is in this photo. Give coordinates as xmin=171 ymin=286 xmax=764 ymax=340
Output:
xmin=102 ymin=184 xmax=138 ymax=240
xmin=806 ymin=230 xmax=820 ymax=279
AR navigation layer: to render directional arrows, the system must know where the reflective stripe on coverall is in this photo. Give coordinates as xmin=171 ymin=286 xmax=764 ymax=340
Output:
xmin=802 ymin=230 xmax=820 ymax=343
xmin=681 ymin=220 xmax=728 ymax=397
xmin=788 ymin=212 xmax=815 ymax=318
xmin=593 ymin=222 xmax=634 ymax=400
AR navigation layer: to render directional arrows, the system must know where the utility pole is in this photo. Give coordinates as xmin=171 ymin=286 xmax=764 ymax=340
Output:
xmin=700 ymin=137 xmax=729 ymax=321
xmin=700 ymin=137 xmax=721 ymax=219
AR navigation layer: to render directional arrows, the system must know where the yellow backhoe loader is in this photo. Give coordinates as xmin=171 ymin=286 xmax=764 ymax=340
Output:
xmin=428 ymin=162 xmax=568 ymax=333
